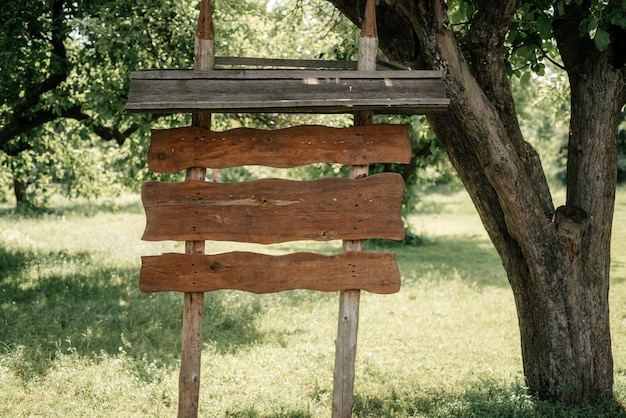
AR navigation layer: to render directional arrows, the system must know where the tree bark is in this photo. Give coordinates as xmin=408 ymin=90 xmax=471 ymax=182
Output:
xmin=13 ymin=178 xmax=29 ymax=206
xmin=327 ymin=0 xmax=626 ymax=405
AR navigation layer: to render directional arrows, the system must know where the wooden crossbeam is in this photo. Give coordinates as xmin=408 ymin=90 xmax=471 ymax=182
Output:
xmin=148 ymin=124 xmax=411 ymax=172
xmin=126 ymin=69 xmax=449 ymax=114
xmin=141 ymin=173 xmax=406 ymax=244
xmin=140 ymin=251 xmax=401 ymax=294
xmin=213 ymin=56 xmax=399 ymax=70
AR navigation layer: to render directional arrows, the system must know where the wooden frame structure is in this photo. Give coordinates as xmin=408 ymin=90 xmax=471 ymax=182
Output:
xmin=125 ymin=1 xmax=448 ymax=417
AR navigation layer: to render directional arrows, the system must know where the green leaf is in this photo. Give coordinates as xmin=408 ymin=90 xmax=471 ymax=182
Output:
xmin=537 ymin=14 xmax=552 ymax=39
xmin=594 ymin=28 xmax=611 ymax=51
xmin=517 ymin=44 xmax=535 ymax=61
xmin=520 ymin=71 xmax=531 ymax=85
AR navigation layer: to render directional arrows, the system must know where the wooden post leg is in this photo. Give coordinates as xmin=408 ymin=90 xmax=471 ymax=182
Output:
xmin=178 ymin=1 xmax=214 ymax=417
xmin=179 ymin=180 xmax=206 ymax=418
xmin=332 ymin=288 xmax=360 ymax=417
xmin=332 ymin=2 xmax=377 ymax=416
xmin=179 ymin=291 xmax=205 ymax=418
xmin=332 ymin=168 xmax=368 ymax=418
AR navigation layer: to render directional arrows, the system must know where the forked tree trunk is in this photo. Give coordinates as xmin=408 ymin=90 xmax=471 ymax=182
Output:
xmin=327 ymin=0 xmax=626 ymax=405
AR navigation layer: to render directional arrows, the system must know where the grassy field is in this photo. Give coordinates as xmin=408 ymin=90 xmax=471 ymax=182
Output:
xmin=1 ymin=188 xmax=626 ymax=417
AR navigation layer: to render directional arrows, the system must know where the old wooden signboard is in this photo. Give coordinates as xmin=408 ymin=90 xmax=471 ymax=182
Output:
xmin=126 ymin=69 xmax=449 ymax=114
xmin=125 ymin=0 xmax=448 ymax=417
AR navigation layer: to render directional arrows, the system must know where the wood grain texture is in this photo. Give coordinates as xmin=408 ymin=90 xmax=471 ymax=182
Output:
xmin=141 ymin=173 xmax=405 ymax=243
xmin=148 ymin=124 xmax=411 ymax=172
xmin=126 ymin=70 xmax=449 ymax=114
xmin=140 ymin=251 xmax=401 ymax=294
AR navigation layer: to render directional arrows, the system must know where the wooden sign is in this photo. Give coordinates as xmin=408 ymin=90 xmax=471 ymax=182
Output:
xmin=126 ymin=69 xmax=449 ymax=114
xmin=141 ymin=173 xmax=406 ymax=244
xmin=140 ymin=251 xmax=401 ymax=294
xmin=125 ymin=0 xmax=451 ymax=415
xmin=148 ymin=124 xmax=411 ymax=172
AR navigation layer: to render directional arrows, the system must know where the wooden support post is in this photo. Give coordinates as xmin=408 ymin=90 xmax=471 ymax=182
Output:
xmin=178 ymin=1 xmax=213 ymax=417
xmin=332 ymin=1 xmax=378 ymax=417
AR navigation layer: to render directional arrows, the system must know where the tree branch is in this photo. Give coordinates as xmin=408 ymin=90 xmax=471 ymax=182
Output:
xmin=0 ymin=0 xmax=70 ymax=151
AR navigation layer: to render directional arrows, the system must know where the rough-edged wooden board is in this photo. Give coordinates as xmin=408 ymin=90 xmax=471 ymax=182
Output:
xmin=142 ymin=173 xmax=405 ymax=243
xmin=126 ymin=70 xmax=449 ymax=114
xmin=140 ymin=251 xmax=401 ymax=294
xmin=148 ymin=124 xmax=411 ymax=172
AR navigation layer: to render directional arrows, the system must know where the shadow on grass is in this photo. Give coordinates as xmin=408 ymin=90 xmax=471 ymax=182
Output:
xmin=0 ymin=246 xmax=264 ymax=381
xmin=205 ymin=380 xmax=626 ymax=418
xmin=0 ymin=196 xmax=144 ymax=219
xmin=366 ymin=234 xmax=509 ymax=289
xmin=352 ymin=380 xmax=626 ymax=418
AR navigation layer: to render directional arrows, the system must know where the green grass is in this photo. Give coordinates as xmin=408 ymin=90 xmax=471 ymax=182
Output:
xmin=1 ymin=190 xmax=626 ymax=416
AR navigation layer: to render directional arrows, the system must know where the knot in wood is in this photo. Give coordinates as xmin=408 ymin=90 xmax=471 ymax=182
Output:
xmin=554 ymin=205 xmax=588 ymax=226
xmin=210 ymin=260 xmax=222 ymax=271
xmin=554 ymin=206 xmax=589 ymax=256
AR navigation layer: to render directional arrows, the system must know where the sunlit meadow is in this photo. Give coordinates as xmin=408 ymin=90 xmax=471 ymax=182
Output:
xmin=1 ymin=188 xmax=625 ymax=417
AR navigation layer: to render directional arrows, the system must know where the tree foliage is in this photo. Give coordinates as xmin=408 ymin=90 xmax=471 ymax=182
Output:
xmin=0 ymin=0 xmax=198 ymax=206
xmin=0 ymin=0 xmax=375 ymax=207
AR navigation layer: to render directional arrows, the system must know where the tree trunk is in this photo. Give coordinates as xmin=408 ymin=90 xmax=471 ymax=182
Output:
xmin=13 ymin=177 xmax=29 ymax=206
xmin=327 ymin=0 xmax=626 ymax=405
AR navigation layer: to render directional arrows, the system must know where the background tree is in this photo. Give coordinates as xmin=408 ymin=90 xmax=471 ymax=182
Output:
xmin=0 ymin=0 xmax=197 ymax=206
xmin=327 ymin=0 xmax=626 ymax=406
xmin=0 ymin=0 xmax=371 ymax=207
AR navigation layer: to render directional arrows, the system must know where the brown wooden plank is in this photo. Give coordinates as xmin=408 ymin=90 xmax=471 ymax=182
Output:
xmin=148 ymin=124 xmax=411 ymax=173
xmin=140 ymin=251 xmax=401 ymax=294
xmin=141 ymin=173 xmax=405 ymax=244
xmin=126 ymin=70 xmax=449 ymax=114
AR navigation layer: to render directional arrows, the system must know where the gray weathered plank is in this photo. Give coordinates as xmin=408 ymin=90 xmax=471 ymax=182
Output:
xmin=126 ymin=70 xmax=449 ymax=114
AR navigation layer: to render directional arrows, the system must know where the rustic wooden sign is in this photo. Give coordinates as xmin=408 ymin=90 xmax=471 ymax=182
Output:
xmin=124 ymin=0 xmax=451 ymax=416
xmin=148 ymin=124 xmax=411 ymax=172
xmin=126 ymin=69 xmax=449 ymax=114
xmin=140 ymin=251 xmax=401 ymax=294
xmin=141 ymin=173 xmax=406 ymax=244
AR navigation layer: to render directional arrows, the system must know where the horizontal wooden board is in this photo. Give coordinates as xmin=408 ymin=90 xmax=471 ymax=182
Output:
xmin=140 ymin=251 xmax=401 ymax=294
xmin=126 ymin=69 xmax=449 ymax=114
xmin=148 ymin=124 xmax=411 ymax=172
xmin=215 ymin=56 xmax=361 ymax=69
xmin=213 ymin=56 xmax=397 ymax=70
xmin=142 ymin=173 xmax=405 ymax=244
xmin=131 ymin=69 xmax=445 ymax=80
xmin=214 ymin=56 xmax=413 ymax=71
